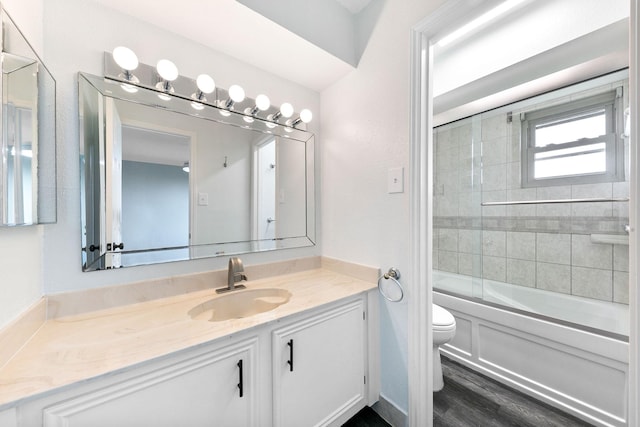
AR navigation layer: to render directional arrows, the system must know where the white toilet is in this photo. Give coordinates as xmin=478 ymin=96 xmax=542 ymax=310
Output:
xmin=433 ymin=304 xmax=456 ymax=391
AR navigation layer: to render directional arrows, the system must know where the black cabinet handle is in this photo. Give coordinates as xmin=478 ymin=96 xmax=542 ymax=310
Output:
xmin=112 ymin=242 xmax=124 ymax=250
xmin=237 ymin=359 xmax=244 ymax=398
xmin=89 ymin=244 xmax=100 ymax=252
xmin=287 ymin=339 xmax=294 ymax=372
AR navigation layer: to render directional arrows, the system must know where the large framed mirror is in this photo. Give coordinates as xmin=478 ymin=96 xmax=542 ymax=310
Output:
xmin=79 ymin=73 xmax=315 ymax=271
xmin=0 ymin=5 xmax=56 ymax=226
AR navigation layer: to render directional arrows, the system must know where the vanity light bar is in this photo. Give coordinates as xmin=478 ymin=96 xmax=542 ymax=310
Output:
xmin=105 ymin=47 xmax=312 ymax=128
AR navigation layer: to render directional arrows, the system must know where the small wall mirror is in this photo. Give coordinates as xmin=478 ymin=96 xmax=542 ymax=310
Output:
xmin=79 ymin=72 xmax=315 ymax=271
xmin=0 ymin=6 xmax=56 ymax=226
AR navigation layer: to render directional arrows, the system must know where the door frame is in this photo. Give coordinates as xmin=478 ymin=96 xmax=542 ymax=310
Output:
xmin=251 ymin=136 xmax=278 ymax=241
xmin=408 ymin=1 xmax=640 ymax=425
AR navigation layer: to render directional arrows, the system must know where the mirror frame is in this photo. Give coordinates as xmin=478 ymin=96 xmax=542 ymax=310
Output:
xmin=79 ymin=72 xmax=315 ymax=271
xmin=0 ymin=4 xmax=56 ymax=226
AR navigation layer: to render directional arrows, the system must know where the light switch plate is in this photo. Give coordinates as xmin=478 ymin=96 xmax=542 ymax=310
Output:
xmin=198 ymin=192 xmax=209 ymax=206
xmin=388 ymin=167 xmax=404 ymax=193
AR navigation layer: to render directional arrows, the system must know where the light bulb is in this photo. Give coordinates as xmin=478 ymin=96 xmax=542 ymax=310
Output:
xmin=229 ymin=85 xmax=245 ymax=103
xmin=255 ymin=94 xmax=270 ymax=111
xmin=196 ymin=74 xmax=215 ymax=94
xmin=156 ymin=59 xmax=179 ymax=81
xmin=280 ymin=102 xmax=294 ymax=118
xmin=113 ymin=46 xmax=138 ymax=71
xmin=300 ymin=109 xmax=313 ymax=123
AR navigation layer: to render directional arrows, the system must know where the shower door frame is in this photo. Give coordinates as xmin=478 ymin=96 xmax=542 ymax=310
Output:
xmin=408 ymin=1 xmax=640 ymax=426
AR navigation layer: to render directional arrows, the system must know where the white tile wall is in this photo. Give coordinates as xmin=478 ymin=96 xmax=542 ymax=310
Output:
xmin=481 ymin=113 xmax=508 ymax=140
xmin=481 ymin=190 xmax=507 ymax=217
xmin=506 ymin=258 xmax=536 ymax=288
xmin=506 ymin=232 xmax=536 ymax=260
xmin=614 ymin=245 xmax=629 ymax=272
xmin=439 ymin=228 xmax=459 ymax=252
xmin=537 ymin=263 xmax=571 ymax=294
xmin=571 ymin=183 xmax=613 ymax=217
xmin=482 ymin=230 xmax=506 ymax=257
xmin=536 ymin=186 xmax=571 ymax=217
xmin=506 ymin=188 xmax=536 ymax=217
xmin=482 ymin=137 xmax=507 ymax=166
xmin=482 ymin=164 xmax=507 ymax=192
xmin=459 ymin=253 xmax=482 ymax=277
xmin=614 ymin=271 xmax=629 ymax=304
xmin=439 ymin=250 xmax=458 ymax=274
xmin=572 ymin=267 xmax=613 ymax=300
xmin=458 ymin=229 xmax=481 ymax=254
xmin=536 ymin=233 xmax=571 ymax=265
xmin=571 ymin=235 xmax=612 ymax=270
xmin=483 ymin=255 xmax=506 ymax=282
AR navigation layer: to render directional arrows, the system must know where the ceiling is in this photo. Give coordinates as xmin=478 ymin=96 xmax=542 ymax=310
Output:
xmin=335 ymin=0 xmax=373 ymax=14
xmin=90 ymin=0 xmax=379 ymax=92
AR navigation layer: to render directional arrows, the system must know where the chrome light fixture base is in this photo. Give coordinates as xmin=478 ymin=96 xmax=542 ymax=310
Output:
xmin=104 ymin=51 xmax=312 ymax=129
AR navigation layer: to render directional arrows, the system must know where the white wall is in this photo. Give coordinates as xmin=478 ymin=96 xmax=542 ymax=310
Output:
xmin=321 ymin=0 xmax=631 ymax=417
xmin=321 ymin=0 xmax=445 ymax=415
xmin=0 ymin=0 xmax=45 ymax=328
xmin=37 ymin=0 xmax=319 ymax=294
xmin=3 ymin=0 xmax=43 ymax=54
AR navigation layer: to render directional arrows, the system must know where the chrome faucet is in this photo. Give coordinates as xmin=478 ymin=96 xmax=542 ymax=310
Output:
xmin=216 ymin=257 xmax=248 ymax=293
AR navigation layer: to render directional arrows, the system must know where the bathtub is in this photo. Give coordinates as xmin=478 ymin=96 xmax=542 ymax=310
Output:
xmin=433 ymin=270 xmax=629 ymax=427
xmin=433 ymin=270 xmax=629 ymax=337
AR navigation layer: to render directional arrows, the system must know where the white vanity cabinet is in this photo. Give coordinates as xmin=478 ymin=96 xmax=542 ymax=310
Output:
xmin=42 ymin=338 xmax=258 ymax=427
xmin=12 ymin=291 xmax=378 ymax=427
xmin=272 ymin=300 xmax=367 ymax=427
xmin=0 ymin=407 xmax=17 ymax=427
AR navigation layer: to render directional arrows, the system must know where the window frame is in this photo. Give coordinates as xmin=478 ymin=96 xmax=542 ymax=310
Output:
xmin=521 ymin=89 xmax=625 ymax=188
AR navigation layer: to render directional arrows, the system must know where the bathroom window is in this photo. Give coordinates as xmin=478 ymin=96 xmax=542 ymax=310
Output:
xmin=521 ymin=89 xmax=624 ymax=187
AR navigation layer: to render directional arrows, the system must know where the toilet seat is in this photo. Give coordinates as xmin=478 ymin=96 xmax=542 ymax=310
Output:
xmin=433 ymin=304 xmax=455 ymax=328
xmin=434 ymin=323 xmax=456 ymax=333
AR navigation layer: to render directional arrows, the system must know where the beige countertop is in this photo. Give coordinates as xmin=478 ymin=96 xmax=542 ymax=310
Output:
xmin=0 ymin=268 xmax=376 ymax=409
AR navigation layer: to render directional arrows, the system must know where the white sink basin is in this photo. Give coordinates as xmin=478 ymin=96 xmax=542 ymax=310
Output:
xmin=188 ymin=288 xmax=292 ymax=322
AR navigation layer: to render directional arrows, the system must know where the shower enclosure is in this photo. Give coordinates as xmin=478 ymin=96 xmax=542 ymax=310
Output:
xmin=433 ymin=69 xmax=630 ymax=338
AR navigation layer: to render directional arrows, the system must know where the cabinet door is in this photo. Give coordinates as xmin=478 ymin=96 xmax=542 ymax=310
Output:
xmin=0 ymin=407 xmax=17 ymax=427
xmin=44 ymin=338 xmax=257 ymax=427
xmin=273 ymin=300 xmax=365 ymax=427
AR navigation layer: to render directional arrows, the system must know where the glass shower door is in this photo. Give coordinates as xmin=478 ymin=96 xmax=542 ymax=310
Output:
xmin=433 ymin=116 xmax=483 ymax=299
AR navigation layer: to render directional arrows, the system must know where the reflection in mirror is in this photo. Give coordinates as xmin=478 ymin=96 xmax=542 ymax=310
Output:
xmin=79 ymin=73 xmax=315 ymax=271
xmin=0 ymin=6 xmax=56 ymax=226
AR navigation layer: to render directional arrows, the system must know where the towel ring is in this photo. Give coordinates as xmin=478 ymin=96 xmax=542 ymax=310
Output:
xmin=378 ymin=267 xmax=404 ymax=302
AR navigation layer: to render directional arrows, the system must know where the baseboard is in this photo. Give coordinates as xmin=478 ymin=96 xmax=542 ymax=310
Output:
xmin=372 ymin=394 xmax=408 ymax=427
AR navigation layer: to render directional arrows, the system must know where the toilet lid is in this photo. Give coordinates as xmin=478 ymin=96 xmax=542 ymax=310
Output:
xmin=433 ymin=304 xmax=455 ymax=327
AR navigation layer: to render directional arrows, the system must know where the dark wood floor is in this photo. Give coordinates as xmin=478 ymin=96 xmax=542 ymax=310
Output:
xmin=343 ymin=406 xmax=391 ymax=427
xmin=434 ymin=356 xmax=594 ymax=427
xmin=343 ymin=356 xmax=594 ymax=426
